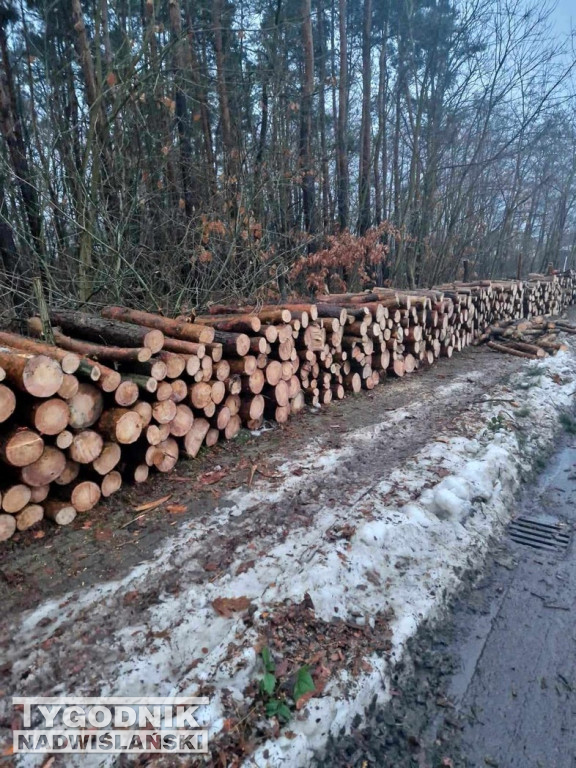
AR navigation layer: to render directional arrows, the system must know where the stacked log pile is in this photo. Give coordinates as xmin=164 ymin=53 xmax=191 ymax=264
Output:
xmin=475 ymin=316 xmax=575 ymax=358
xmin=0 ymin=270 xmax=575 ymax=542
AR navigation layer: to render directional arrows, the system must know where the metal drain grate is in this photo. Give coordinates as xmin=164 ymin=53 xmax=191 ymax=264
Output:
xmin=509 ymin=516 xmax=571 ymax=552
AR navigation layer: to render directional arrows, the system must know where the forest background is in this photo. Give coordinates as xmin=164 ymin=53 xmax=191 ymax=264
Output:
xmin=0 ymin=0 xmax=574 ymax=318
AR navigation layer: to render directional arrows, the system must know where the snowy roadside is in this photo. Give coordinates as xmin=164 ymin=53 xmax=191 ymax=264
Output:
xmin=2 ymin=346 xmax=576 ymax=766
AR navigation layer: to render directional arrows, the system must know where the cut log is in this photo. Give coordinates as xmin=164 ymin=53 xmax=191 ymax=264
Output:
xmin=2 ymin=484 xmax=32 ymax=513
xmin=114 ymin=379 xmax=140 ymax=406
xmin=54 ymin=425 xmax=73 ymax=449
xmin=146 ymin=424 xmax=163 ymax=445
xmin=16 ymin=504 xmax=43 ymax=531
xmin=69 ymin=430 xmax=104 ymax=464
xmin=153 ymin=438 xmax=179 ymax=472
xmin=211 ymin=405 xmax=230 ymax=431
xmin=281 ymin=361 xmax=294 ymax=381
xmin=274 ymin=404 xmax=291 ymax=423
xmin=228 ymin=356 xmax=257 ymax=375
xmin=169 ymin=404 xmax=194 ymax=437
xmin=101 ymin=470 xmax=122 ymax=497
xmin=21 ymin=446 xmax=66 ymax=486
xmin=57 ymin=374 xmax=79 ymax=400
xmin=205 ymin=428 xmax=219 ymax=447
xmin=203 ymin=401 xmax=216 ymax=418
xmin=159 ymin=337 xmax=206 ymax=358
xmin=158 ymin=351 xmax=186 ymax=378
xmin=290 ymin=391 xmax=305 ymax=413
xmin=1 ymin=327 xmax=80 ymax=373
xmin=343 ymin=372 xmax=362 ymax=392
xmin=155 ymin=381 xmax=173 ymax=401
xmin=225 ymin=394 xmax=241 ymax=415
xmin=170 ymin=379 xmax=188 ymax=402
xmin=31 ymin=398 xmax=70 ymax=435
xmin=101 ymin=306 xmax=214 ymax=343
xmin=239 ymin=394 xmax=265 ymax=421
xmin=152 ymin=399 xmax=177 ymax=424
xmin=200 ymin=356 xmax=213 ymax=381
xmin=0 ymin=428 xmax=44 ymax=467
xmin=203 ymin=342 xmax=223 ymax=362
xmin=190 ymin=381 xmax=212 ymax=409
xmin=0 ymin=383 xmax=16 ymax=423
xmin=28 ymin=318 xmax=152 ymax=363
xmin=0 ymin=514 xmax=16 ymax=541
xmin=30 ymin=484 xmax=50 ymax=503
xmin=183 ymin=418 xmax=210 ymax=458
xmin=54 ymin=459 xmax=80 ymax=486
xmin=288 ymin=375 xmax=301 ymax=398
xmin=81 ymin=359 xmax=121 ymax=392
xmin=50 ymin=310 xmax=165 ymax=353
xmin=265 ymin=360 xmax=283 ymax=386
xmin=58 ymin=480 xmax=101 ymax=512
xmin=185 ymin=355 xmax=201 ymax=376
xmin=44 ymin=500 xmax=77 ymax=526
xmin=241 ymin=370 xmax=265 ymax=395
xmin=196 ymin=314 xmax=262 ymax=334
xmin=267 ymin=380 xmax=289 ymax=406
xmin=260 ymin=324 xmax=278 ymax=343
xmin=98 ymin=409 xmax=143 ymax=444
xmin=224 ymin=414 xmax=241 ymax=440
xmin=132 ymin=401 xmax=153 ymax=427
xmin=67 ymin=383 xmax=105 ymax=429
xmin=210 ymin=380 xmax=226 ymax=404
xmin=487 ymin=341 xmax=536 ymax=358
xmin=211 ymin=330 xmax=251 ymax=356
xmin=505 ymin=340 xmax=547 ymax=358
xmin=214 ymin=359 xmax=231 ymax=382
xmin=132 ymin=464 xmax=149 ymax=483
xmin=404 ymin=354 xmax=416 ymax=374
xmin=124 ymin=373 xmax=157 ymax=395
xmin=0 ymin=348 xmax=63 ymax=398
xmin=390 ymin=358 xmax=406 ymax=377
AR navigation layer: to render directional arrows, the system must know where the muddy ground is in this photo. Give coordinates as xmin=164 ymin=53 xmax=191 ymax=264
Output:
xmin=0 ymin=345 xmax=526 ymax=622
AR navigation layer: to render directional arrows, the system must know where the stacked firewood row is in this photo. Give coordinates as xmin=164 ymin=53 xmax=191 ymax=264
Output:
xmin=0 ymin=270 xmax=575 ymax=542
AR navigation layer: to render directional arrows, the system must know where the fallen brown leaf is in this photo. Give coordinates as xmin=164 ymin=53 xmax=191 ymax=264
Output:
xmin=123 ymin=590 xmax=139 ymax=605
xmin=236 ymin=559 xmax=256 ymax=575
xmin=212 ymin=596 xmax=251 ymax=618
xmin=199 ymin=469 xmax=227 ymax=485
xmin=133 ymin=494 xmax=172 ymax=512
xmin=295 ymin=689 xmax=316 ymax=710
xmin=166 ymin=504 xmax=187 ymax=514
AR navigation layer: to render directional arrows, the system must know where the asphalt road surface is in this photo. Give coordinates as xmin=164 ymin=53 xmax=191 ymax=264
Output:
xmin=319 ymin=433 xmax=576 ymax=768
